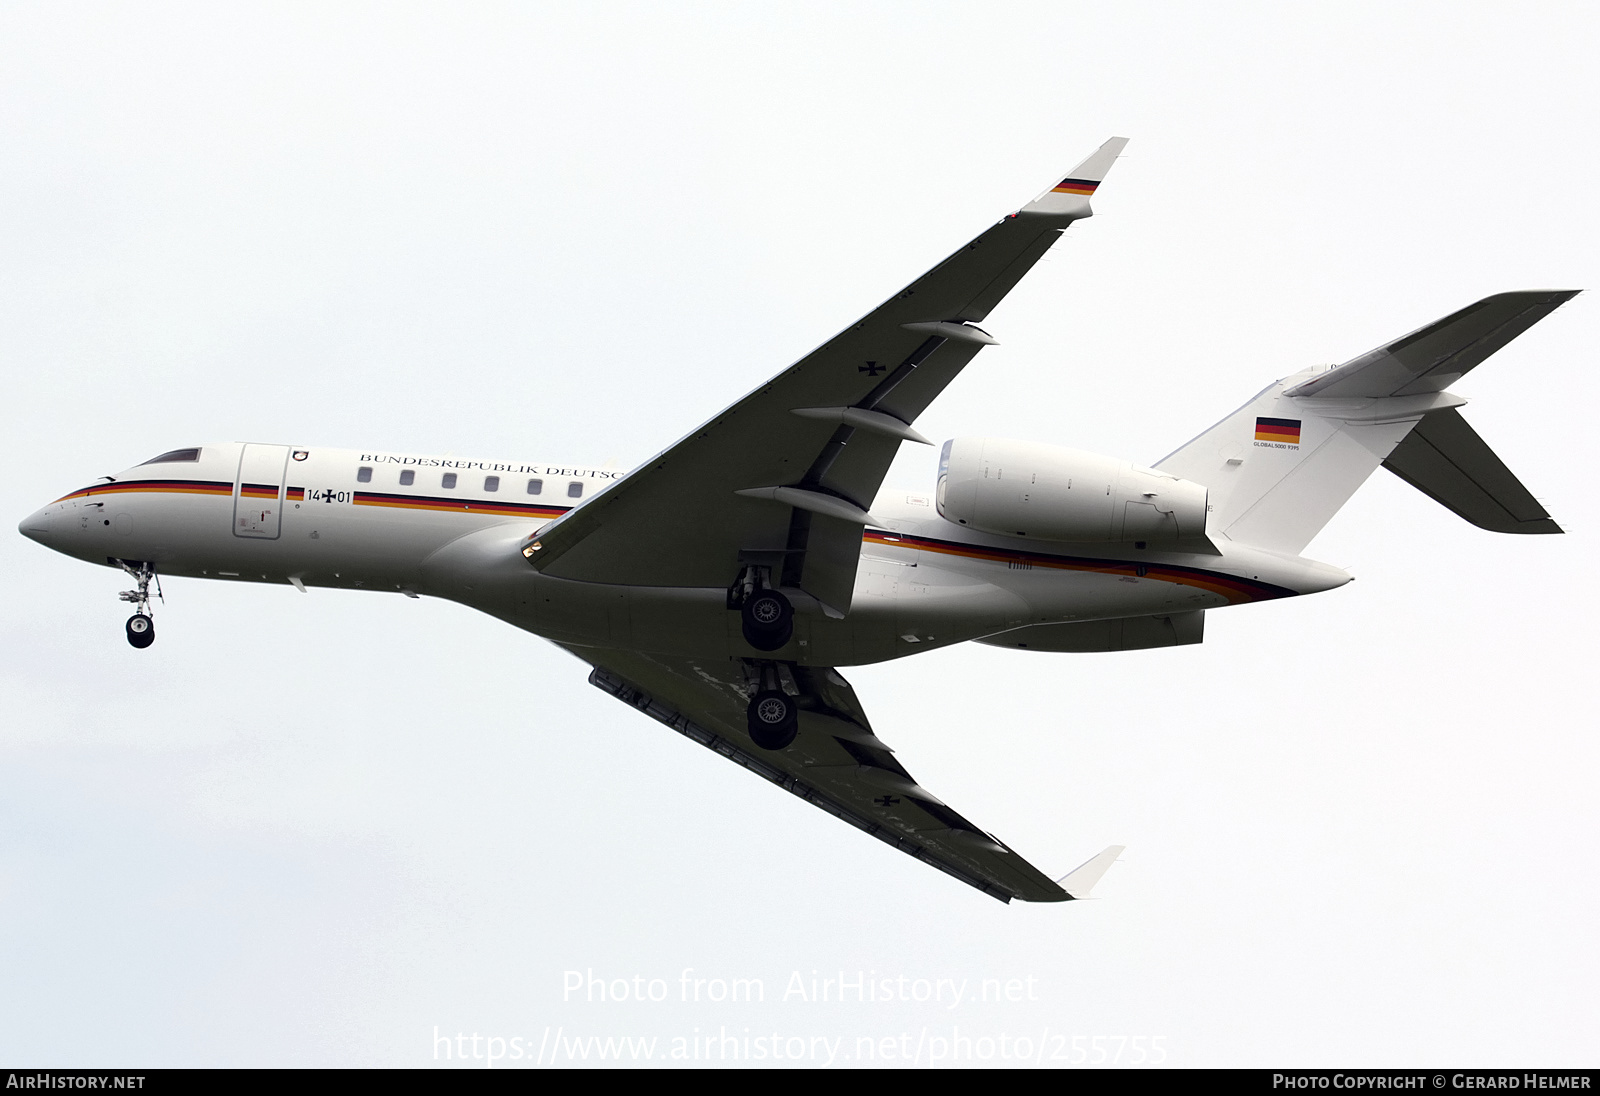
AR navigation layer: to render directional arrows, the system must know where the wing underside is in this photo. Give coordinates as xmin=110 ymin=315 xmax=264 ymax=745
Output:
xmin=530 ymin=143 xmax=1133 ymax=901
xmin=563 ymin=644 xmax=1070 ymax=903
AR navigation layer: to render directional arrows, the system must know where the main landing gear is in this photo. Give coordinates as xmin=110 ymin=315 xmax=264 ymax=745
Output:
xmin=729 ymin=566 xmax=794 ymax=651
xmin=117 ymin=560 xmax=162 ymax=649
xmin=745 ymin=661 xmax=799 ymax=751
xmin=731 ymin=567 xmax=800 ymax=749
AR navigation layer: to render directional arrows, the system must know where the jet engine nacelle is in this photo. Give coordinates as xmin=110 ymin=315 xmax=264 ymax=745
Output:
xmin=937 ymin=437 xmax=1210 ymax=545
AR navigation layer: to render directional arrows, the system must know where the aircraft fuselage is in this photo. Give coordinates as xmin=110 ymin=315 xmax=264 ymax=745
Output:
xmin=20 ymin=442 xmax=1350 ymax=665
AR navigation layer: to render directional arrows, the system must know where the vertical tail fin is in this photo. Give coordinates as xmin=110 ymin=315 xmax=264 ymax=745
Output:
xmin=1156 ymin=381 xmax=1441 ymax=554
xmin=1157 ymin=291 xmax=1575 ymax=554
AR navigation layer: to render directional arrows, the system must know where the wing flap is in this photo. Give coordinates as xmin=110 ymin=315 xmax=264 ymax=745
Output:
xmin=568 ymin=644 xmax=1070 ymax=903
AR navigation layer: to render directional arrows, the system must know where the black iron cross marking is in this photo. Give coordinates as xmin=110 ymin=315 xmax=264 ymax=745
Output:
xmin=859 ymin=361 xmax=884 ymax=377
xmin=874 ymin=795 xmax=901 ymax=807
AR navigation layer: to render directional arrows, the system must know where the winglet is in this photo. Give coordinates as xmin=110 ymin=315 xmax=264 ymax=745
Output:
xmin=1020 ymin=137 xmax=1129 ymax=219
xmin=1056 ymin=844 xmax=1125 ymax=899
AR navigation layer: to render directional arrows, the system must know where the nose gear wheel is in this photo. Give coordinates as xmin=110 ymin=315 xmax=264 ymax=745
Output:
xmin=125 ymin=613 xmax=155 ymax=648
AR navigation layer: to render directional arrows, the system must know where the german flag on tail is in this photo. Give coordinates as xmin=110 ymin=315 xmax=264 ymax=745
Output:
xmin=1255 ymin=417 xmax=1302 ymax=445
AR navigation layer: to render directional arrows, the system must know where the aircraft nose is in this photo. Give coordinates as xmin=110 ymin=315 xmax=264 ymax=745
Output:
xmin=18 ymin=506 xmax=53 ymax=545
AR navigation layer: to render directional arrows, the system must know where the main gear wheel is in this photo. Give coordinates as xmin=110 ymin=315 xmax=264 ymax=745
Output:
xmin=740 ymin=589 xmax=794 ymax=651
xmin=746 ymin=689 xmax=798 ymax=750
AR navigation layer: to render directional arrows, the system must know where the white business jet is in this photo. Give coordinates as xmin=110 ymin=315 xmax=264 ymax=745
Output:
xmin=19 ymin=138 xmax=1573 ymax=903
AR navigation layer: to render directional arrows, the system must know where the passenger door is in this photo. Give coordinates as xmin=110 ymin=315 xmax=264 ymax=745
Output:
xmin=234 ymin=443 xmax=290 ymax=539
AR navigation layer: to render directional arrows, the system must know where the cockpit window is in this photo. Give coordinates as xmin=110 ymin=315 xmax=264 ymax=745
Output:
xmin=140 ymin=448 xmax=201 ymax=465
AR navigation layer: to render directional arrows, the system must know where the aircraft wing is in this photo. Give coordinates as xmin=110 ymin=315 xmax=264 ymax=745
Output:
xmin=527 ymin=137 xmax=1128 ymax=614
xmin=563 ymin=643 xmax=1072 ymax=903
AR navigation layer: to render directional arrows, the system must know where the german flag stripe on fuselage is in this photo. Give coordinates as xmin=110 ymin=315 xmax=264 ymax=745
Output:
xmin=1051 ymin=178 xmax=1099 ymax=194
xmin=863 ymin=529 xmax=1297 ymax=605
xmin=52 ymin=479 xmax=573 ymax=520
xmin=53 ymin=479 xmax=235 ymax=503
xmin=46 ymin=481 xmax=1297 ymax=603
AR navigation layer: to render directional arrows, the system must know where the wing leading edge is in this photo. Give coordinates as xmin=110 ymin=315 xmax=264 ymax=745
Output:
xmin=527 ymin=138 xmax=1129 ymax=614
xmin=565 ymin=644 xmax=1074 ymax=903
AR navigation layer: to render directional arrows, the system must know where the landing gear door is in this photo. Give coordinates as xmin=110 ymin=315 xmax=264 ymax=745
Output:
xmin=234 ymin=444 xmax=290 ymax=539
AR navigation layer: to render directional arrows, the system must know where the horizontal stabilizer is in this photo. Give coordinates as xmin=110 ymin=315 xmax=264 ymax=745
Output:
xmin=1383 ymin=408 xmax=1562 ymax=534
xmin=1056 ymin=844 xmax=1125 ymax=900
xmin=1286 ymin=290 xmax=1578 ymax=399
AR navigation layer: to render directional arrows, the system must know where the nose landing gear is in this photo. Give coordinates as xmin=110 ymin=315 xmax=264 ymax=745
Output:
xmin=116 ymin=560 xmax=162 ymax=649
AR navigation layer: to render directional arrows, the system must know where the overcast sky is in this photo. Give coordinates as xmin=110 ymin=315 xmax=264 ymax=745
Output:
xmin=3 ymin=0 xmax=1596 ymax=1068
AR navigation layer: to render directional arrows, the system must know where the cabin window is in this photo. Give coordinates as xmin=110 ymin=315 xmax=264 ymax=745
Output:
xmin=527 ymin=478 xmax=543 ymax=495
xmin=140 ymin=448 xmax=200 ymax=465
xmin=442 ymin=472 xmax=458 ymax=489
xmin=567 ymin=481 xmax=584 ymax=499
xmin=357 ymin=466 xmax=373 ymax=483
xmin=399 ymin=469 xmax=415 ymax=486
xmin=484 ymin=476 xmax=500 ymax=492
